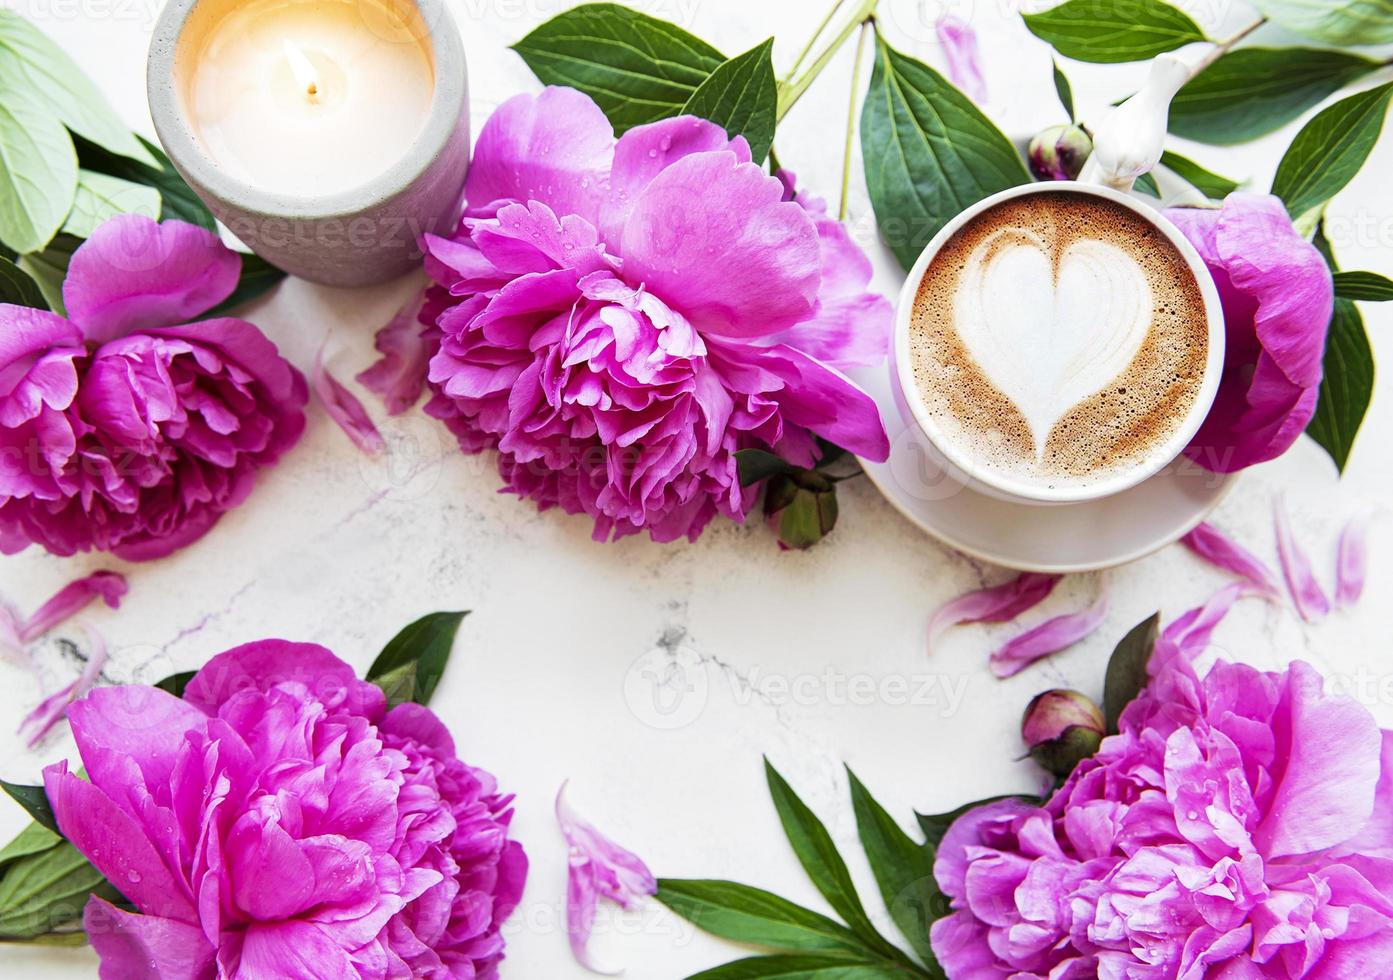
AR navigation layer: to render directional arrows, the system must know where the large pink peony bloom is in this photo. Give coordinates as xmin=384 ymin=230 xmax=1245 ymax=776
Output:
xmin=930 ymin=587 xmax=1393 ymax=977
xmin=45 ymin=640 xmax=526 ymax=978
xmin=1166 ymin=194 xmax=1333 ymax=473
xmin=401 ymin=86 xmax=890 ymax=542
xmin=0 ymin=215 xmax=306 ymax=561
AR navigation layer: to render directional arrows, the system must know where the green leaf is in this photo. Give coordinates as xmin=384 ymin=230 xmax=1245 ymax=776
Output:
xmin=154 ymin=670 xmax=197 ymax=699
xmin=764 ymin=761 xmax=908 ymax=966
xmin=0 ymin=783 xmax=58 ymax=837
xmin=1052 ymin=60 xmax=1075 ymax=121
xmin=0 ymin=254 xmax=45 ymax=308
xmin=0 ymin=822 xmax=61 ymax=871
xmin=914 ymin=795 xmax=1038 ymax=850
xmin=846 ymin=769 xmax=942 ymax=972
xmin=1103 ymin=613 xmax=1159 ymax=733
xmin=0 ymin=838 xmax=120 ymax=939
xmin=1169 ymin=48 xmax=1380 ymax=146
xmin=681 ymin=39 xmax=777 ymax=163
xmin=1133 ymin=172 xmax=1161 ymax=198
xmin=511 ymin=3 xmax=725 ymax=134
xmin=1307 ymin=298 xmax=1374 ymax=473
xmin=1250 ymin=0 xmax=1393 ymax=45
xmin=61 ymin=169 xmax=161 ymax=239
xmin=0 ymin=96 xmax=77 ymax=253
xmin=76 ymin=135 xmax=218 ymax=232
xmin=1271 ymin=83 xmax=1393 ymax=221
xmin=1333 ymin=271 xmax=1393 ymax=303
xmin=656 ymin=880 xmax=870 ymax=957
xmin=203 ymin=252 xmax=286 ymax=318
xmin=1159 ymin=151 xmax=1239 ymax=199
xmin=16 ymin=234 xmax=80 ymax=315
xmin=0 ymin=11 xmax=155 ymax=167
xmin=366 ymin=611 xmax=468 ymax=708
xmin=688 ymin=955 xmax=910 ymax=980
xmin=1023 ymin=0 xmax=1205 ymax=64
xmin=861 ymin=33 xmax=1029 ymax=270
xmin=737 ymin=449 xmax=797 ymax=487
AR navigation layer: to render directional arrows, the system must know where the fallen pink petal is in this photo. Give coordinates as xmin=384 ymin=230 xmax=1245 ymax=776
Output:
xmin=929 ymin=572 xmax=1061 ymax=651
xmin=937 ymin=15 xmax=988 ymax=104
xmin=18 ymin=570 xmax=128 ymax=644
xmin=357 ymin=289 xmax=433 ymax=416
xmin=989 ymin=593 xmax=1109 ymax=679
xmin=557 ymin=782 xmax=656 ymax=974
xmin=1180 ymin=522 xmax=1282 ymax=600
xmin=18 ymin=629 xmax=109 ymax=747
xmin=1336 ymin=516 xmax=1368 ymax=609
xmin=313 ymin=348 xmax=387 ymax=455
xmin=1274 ymin=497 xmax=1331 ymax=622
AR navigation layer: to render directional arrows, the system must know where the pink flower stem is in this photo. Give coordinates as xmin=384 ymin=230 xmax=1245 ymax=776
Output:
xmin=777 ymin=0 xmax=880 ymax=123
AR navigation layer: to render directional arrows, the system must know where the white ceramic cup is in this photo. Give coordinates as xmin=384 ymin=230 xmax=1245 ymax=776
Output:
xmin=891 ymin=180 xmax=1226 ymax=506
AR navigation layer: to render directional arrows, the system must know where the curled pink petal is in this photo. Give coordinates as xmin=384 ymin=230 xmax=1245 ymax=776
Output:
xmin=18 ymin=570 xmax=128 ymax=644
xmin=989 ymin=594 xmax=1109 ymax=679
xmin=1274 ymin=497 xmax=1331 ymax=623
xmin=357 ymin=290 xmax=433 ymax=416
xmin=929 ymin=573 xmax=1062 ymax=652
xmin=557 ymin=782 xmax=656 ymax=974
xmin=1181 ymin=523 xmax=1282 ymax=601
xmin=19 ymin=628 xmax=109 ymax=747
xmin=937 ymin=15 xmax=988 ymax=104
xmin=1336 ymin=516 xmax=1368 ymax=610
xmin=314 ymin=348 xmax=386 ymax=455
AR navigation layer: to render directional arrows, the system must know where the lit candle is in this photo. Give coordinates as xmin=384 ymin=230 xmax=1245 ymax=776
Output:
xmin=148 ymin=0 xmax=469 ymax=286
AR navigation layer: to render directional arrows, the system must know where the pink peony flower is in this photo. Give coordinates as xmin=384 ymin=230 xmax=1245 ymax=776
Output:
xmin=1166 ymin=194 xmax=1333 ymax=473
xmin=392 ymin=86 xmax=890 ymax=543
xmin=45 ymin=639 xmax=527 ymax=978
xmin=930 ymin=588 xmax=1393 ymax=977
xmin=0 ymin=215 xmax=306 ymax=561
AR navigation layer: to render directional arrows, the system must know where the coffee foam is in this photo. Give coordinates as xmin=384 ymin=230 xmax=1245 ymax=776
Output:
xmin=909 ymin=192 xmax=1207 ymax=492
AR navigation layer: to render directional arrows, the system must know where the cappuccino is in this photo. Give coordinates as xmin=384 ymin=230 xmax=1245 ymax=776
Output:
xmin=908 ymin=192 xmax=1207 ymax=493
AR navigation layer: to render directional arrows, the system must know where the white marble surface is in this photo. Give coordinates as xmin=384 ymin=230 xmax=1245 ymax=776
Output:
xmin=1 ymin=1 xmax=1391 ymax=977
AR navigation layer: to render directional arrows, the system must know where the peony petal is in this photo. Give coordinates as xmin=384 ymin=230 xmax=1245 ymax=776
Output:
xmin=231 ymin=920 xmax=357 ymax=979
xmin=357 ymin=290 xmax=432 ymax=416
xmin=1274 ymin=496 xmax=1331 ymax=623
xmin=183 ymin=639 xmax=384 ymax=719
xmin=989 ymin=594 xmax=1109 ymax=679
xmin=1336 ymin=516 xmax=1368 ymax=610
xmin=84 ymin=896 xmax=217 ymax=980
xmin=937 ymin=15 xmax=988 ymax=103
xmin=464 ymin=87 xmax=614 ymax=224
xmin=928 ymin=573 xmax=1062 ymax=652
xmin=313 ymin=348 xmax=385 ymax=455
xmin=18 ymin=570 xmax=128 ymax=644
xmin=18 ymin=627 xmax=110 ymax=747
xmin=67 ymin=684 xmax=210 ymax=790
xmin=621 ymin=151 xmax=821 ymax=339
xmin=63 ymin=216 xmax=241 ymax=344
xmin=1181 ymin=523 xmax=1282 ymax=602
xmin=557 ymin=782 xmax=655 ymax=974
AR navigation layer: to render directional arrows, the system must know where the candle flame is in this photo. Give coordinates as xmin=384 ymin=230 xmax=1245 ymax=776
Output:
xmin=282 ymin=39 xmax=320 ymax=100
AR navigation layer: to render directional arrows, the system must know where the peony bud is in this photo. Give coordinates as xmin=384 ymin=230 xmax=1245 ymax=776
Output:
xmin=764 ymin=472 xmax=838 ymax=550
xmin=1022 ymin=689 xmax=1105 ymax=777
xmin=1028 ymin=124 xmax=1093 ymax=182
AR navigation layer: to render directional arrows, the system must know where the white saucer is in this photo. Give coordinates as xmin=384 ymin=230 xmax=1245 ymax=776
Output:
xmin=844 ymin=360 xmax=1237 ymax=573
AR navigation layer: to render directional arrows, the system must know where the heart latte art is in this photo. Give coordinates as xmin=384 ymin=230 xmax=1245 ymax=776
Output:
xmin=910 ymin=193 xmax=1208 ymax=492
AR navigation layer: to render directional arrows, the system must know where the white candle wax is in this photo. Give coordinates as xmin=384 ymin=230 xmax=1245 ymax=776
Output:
xmin=177 ymin=0 xmax=435 ymax=197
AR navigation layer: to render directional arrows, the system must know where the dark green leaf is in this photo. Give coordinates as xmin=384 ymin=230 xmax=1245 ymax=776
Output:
xmin=366 ymin=611 xmax=468 ymax=708
xmin=0 ymin=96 xmax=77 ymax=253
xmin=1333 ymin=270 xmax=1393 ymax=302
xmin=688 ymin=955 xmax=909 ymax=979
xmin=1307 ymin=298 xmax=1374 ymax=473
xmin=1170 ymin=48 xmax=1380 ymax=145
xmin=846 ymin=769 xmax=943 ymax=972
xmin=1134 ymin=172 xmax=1160 ymax=198
xmin=681 ymin=39 xmax=777 ymax=163
xmin=0 ymin=839 xmax=120 ymax=939
xmin=1023 ymin=0 xmax=1205 ymax=63
xmin=1272 ymin=83 xmax=1393 ymax=222
xmin=861 ymin=32 xmax=1029 ymax=270
xmin=511 ymin=3 xmax=725 ymax=134
xmin=737 ymin=449 xmax=798 ymax=487
xmin=203 ymin=253 xmax=286 ymax=317
xmin=16 ymin=234 xmax=80 ymax=315
xmin=0 ymin=783 xmax=58 ymax=836
xmin=656 ymin=880 xmax=870 ymax=956
xmin=75 ymin=135 xmax=218 ymax=232
xmin=154 ymin=670 xmax=197 ymax=699
xmin=764 ymin=761 xmax=908 ymax=966
xmin=0 ymin=823 xmax=62 ymax=871
xmin=0 ymin=254 xmax=46 ymax=308
xmin=1103 ymin=613 xmax=1159 ymax=733
xmin=1159 ymin=150 xmax=1239 ymax=199
xmin=914 ymin=795 xmax=1039 ymax=850
xmin=1052 ymin=60 xmax=1075 ymax=121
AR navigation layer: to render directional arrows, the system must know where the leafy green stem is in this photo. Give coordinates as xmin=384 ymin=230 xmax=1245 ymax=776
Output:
xmin=777 ymin=0 xmax=880 ymax=123
xmin=1189 ymin=15 xmax=1266 ymax=76
xmin=784 ymin=0 xmax=847 ymax=82
xmin=839 ymin=19 xmax=873 ymax=220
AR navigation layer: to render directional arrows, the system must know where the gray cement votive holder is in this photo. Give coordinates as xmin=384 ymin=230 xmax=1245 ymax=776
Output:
xmin=146 ymin=0 xmax=469 ymax=288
